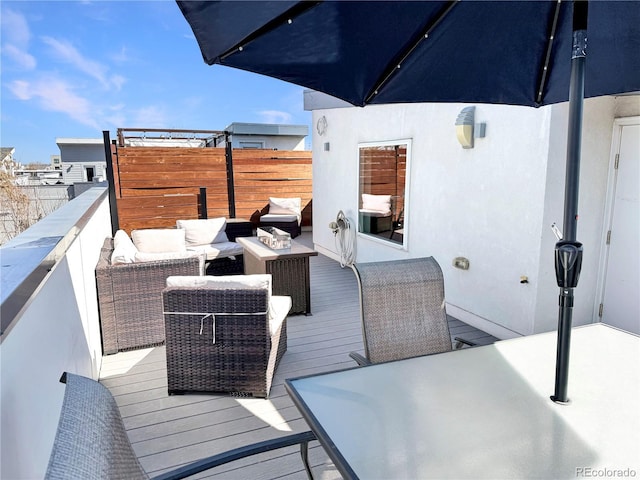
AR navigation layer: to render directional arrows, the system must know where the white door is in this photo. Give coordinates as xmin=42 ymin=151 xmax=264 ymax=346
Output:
xmin=600 ymin=120 xmax=640 ymax=334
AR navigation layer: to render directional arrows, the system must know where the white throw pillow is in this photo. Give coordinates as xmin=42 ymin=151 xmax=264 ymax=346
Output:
xmin=361 ymin=194 xmax=391 ymax=215
xmin=269 ymin=197 xmax=301 ymax=216
xmin=131 ymin=228 xmax=186 ymax=253
xmin=177 ymin=218 xmax=229 ymax=246
xmin=111 ymin=230 xmax=138 ymax=264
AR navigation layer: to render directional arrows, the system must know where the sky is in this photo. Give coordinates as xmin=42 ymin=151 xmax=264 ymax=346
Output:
xmin=0 ymin=0 xmax=312 ymax=164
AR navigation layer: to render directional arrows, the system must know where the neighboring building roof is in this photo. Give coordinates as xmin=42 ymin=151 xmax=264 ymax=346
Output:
xmin=1 ymin=147 xmax=16 ymax=160
xmin=55 ymin=138 xmax=104 ymax=146
xmin=303 ymin=89 xmax=352 ymax=110
xmin=225 ymin=122 xmax=308 ymax=137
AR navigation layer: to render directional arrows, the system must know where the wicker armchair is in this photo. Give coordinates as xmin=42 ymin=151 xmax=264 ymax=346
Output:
xmin=259 ymin=197 xmax=302 ymax=238
xmin=162 ymin=276 xmax=290 ymax=398
xmin=350 ymin=257 xmax=474 ymax=365
xmin=96 ymin=238 xmax=202 ymax=354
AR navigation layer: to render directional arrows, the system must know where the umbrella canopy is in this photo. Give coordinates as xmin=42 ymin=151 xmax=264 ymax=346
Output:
xmin=178 ymin=0 xmax=640 ymax=403
xmin=177 ymin=1 xmax=639 ymax=108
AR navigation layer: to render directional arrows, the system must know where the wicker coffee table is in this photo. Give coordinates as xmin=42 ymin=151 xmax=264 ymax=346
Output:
xmin=236 ymin=237 xmax=318 ymax=315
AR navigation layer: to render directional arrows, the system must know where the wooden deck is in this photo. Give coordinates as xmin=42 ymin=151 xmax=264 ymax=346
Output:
xmin=100 ymin=232 xmax=497 ymax=479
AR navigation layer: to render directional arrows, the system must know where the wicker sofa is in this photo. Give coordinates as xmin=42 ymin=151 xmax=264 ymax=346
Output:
xmin=96 ymin=237 xmax=202 ymax=354
xmin=162 ymin=275 xmax=291 ymax=398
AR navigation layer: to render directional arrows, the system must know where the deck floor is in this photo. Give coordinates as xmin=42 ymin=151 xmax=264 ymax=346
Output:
xmin=100 ymin=233 xmax=497 ymax=479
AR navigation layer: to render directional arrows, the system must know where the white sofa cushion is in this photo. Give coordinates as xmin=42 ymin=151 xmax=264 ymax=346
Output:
xmin=361 ymin=193 xmax=392 ymax=215
xmin=177 ymin=218 xmax=229 ymax=246
xmin=111 ymin=230 xmax=138 ymax=264
xmin=131 ymin=228 xmax=186 ymax=253
xmin=268 ymin=295 xmax=292 ymax=335
xmin=167 ymin=274 xmax=272 ymax=297
xmin=187 ymin=241 xmax=243 ymax=261
xmin=260 ymin=213 xmax=299 ymax=223
xmin=267 ymin=197 xmax=302 ymax=224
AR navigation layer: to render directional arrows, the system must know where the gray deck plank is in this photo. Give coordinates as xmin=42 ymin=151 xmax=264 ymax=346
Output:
xmin=101 ymin=232 xmax=498 ymax=479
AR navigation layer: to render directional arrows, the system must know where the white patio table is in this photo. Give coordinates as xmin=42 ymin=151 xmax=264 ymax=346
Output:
xmin=286 ymin=324 xmax=639 ymax=479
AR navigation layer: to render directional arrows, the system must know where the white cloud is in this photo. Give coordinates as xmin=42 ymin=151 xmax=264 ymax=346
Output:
xmin=8 ymin=80 xmax=32 ymax=100
xmin=133 ymin=105 xmax=168 ymax=128
xmin=110 ymin=46 xmax=130 ymax=64
xmin=8 ymin=77 xmax=99 ymax=129
xmin=1 ymin=9 xmax=31 ymax=47
xmin=183 ymin=96 xmax=203 ymax=109
xmin=2 ymin=44 xmax=37 ymax=70
xmin=1 ymin=9 xmax=36 ymax=70
xmin=104 ymin=111 xmax=126 ymax=128
xmin=110 ymin=74 xmax=126 ymax=91
xmin=257 ymin=110 xmax=293 ymax=124
xmin=41 ymin=36 xmax=123 ymax=90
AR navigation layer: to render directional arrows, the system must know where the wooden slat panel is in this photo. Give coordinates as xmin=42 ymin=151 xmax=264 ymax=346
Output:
xmin=118 ymin=178 xmax=228 ymax=188
xmin=117 ymin=207 xmax=200 ymax=221
xmin=233 ymin=150 xmax=312 ymax=161
xmin=112 ymin=145 xmax=313 ymax=230
xmin=119 ymin=188 xmax=203 ymax=197
xmin=233 ymin=150 xmax=313 ymax=226
xmin=117 ymin=147 xmax=227 ymax=161
xmin=117 ymin=196 xmax=197 ymax=210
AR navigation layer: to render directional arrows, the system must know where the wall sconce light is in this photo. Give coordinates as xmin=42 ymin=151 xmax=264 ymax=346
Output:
xmin=316 ymin=115 xmax=328 ymax=136
xmin=455 ymin=106 xmax=486 ymax=149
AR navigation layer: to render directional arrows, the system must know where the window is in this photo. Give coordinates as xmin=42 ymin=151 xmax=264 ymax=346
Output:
xmin=85 ymin=167 xmax=95 ymax=182
xmin=239 ymin=141 xmax=264 ymax=149
xmin=358 ymin=140 xmax=410 ymax=246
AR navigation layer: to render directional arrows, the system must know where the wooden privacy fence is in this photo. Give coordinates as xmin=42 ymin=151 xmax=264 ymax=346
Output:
xmin=109 ymin=144 xmax=312 ymax=234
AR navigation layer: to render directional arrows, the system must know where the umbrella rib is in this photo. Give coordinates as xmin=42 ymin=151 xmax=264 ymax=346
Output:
xmin=536 ymin=0 xmax=563 ymax=106
xmin=365 ymin=0 xmax=459 ymax=105
xmin=219 ymin=1 xmax=322 ymax=62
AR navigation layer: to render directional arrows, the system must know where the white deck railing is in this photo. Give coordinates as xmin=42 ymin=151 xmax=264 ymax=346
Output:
xmin=0 ymin=186 xmax=111 ymax=479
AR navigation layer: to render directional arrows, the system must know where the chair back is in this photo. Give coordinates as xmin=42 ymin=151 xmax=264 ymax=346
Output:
xmin=162 ymin=275 xmax=287 ymax=398
xmin=46 ymin=373 xmax=148 ymax=480
xmin=353 ymin=257 xmax=452 ymax=364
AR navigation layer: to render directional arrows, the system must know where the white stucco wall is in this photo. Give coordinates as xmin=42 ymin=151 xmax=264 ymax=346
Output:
xmin=0 ymin=188 xmax=111 ymax=479
xmin=534 ymin=95 xmax=640 ymax=334
xmin=310 ymin=95 xmax=638 ymax=338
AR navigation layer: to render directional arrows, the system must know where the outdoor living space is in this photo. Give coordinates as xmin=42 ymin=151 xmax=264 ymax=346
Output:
xmin=99 ymin=231 xmax=498 ymax=479
xmin=4 ymin=182 xmax=638 ymax=480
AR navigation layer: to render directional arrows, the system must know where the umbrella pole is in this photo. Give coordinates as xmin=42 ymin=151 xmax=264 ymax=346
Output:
xmin=552 ymin=1 xmax=588 ymax=404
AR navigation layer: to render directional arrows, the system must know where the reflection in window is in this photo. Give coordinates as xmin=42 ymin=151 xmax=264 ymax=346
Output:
xmin=358 ymin=140 xmax=409 ymax=246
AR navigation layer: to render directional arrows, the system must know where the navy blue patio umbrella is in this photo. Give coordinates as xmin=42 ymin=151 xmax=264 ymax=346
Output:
xmin=177 ymin=0 xmax=640 ymax=403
